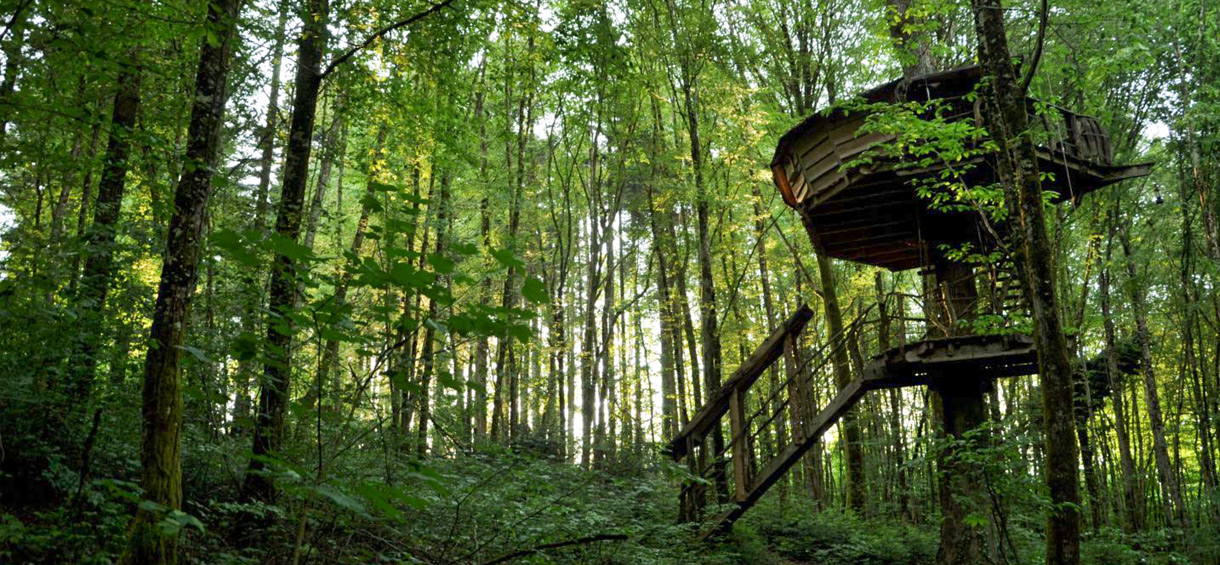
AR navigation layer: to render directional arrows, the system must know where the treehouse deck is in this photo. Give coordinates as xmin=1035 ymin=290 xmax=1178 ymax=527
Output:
xmin=668 ymin=306 xmax=1045 ymax=539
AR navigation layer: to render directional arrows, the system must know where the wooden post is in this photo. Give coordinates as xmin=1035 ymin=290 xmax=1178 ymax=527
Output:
xmin=729 ymin=387 xmax=748 ymax=501
xmin=784 ymin=332 xmax=805 ymax=441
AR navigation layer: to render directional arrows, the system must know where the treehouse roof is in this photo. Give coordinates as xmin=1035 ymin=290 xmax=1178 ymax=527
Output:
xmin=771 ymin=64 xmax=1152 ymax=271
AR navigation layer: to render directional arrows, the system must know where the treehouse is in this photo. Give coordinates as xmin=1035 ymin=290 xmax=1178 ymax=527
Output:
xmin=770 ymin=64 xmax=1152 ymax=270
xmin=669 ymin=64 xmax=1151 ymax=540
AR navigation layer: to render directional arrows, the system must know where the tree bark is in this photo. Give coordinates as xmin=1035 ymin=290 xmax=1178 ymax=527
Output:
xmin=677 ymin=48 xmax=727 ymax=500
xmin=302 ymin=107 xmax=343 ymax=252
xmin=970 ymin=1 xmax=1081 ymax=561
xmin=580 ymin=156 xmax=601 ymax=465
xmin=417 ymin=169 xmax=451 ymax=455
xmin=234 ymin=0 xmax=290 ymax=436
xmin=473 ymin=67 xmax=492 ymax=441
xmin=119 ymin=0 xmax=240 ymax=559
xmin=1100 ymin=229 xmax=1141 ymax=531
xmin=253 ymin=0 xmax=290 ymax=233
xmin=1117 ymin=211 xmax=1187 ymax=527
xmin=308 ymin=126 xmax=384 ymax=411
xmin=244 ymin=0 xmax=329 ymax=502
xmin=72 ymin=64 xmax=141 ymax=401
xmin=803 ymin=218 xmax=865 ymax=513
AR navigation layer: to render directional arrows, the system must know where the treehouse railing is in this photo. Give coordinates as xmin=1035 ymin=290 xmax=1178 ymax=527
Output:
xmin=669 ymin=276 xmax=1038 ymax=539
xmin=667 ymin=302 xmax=879 ymax=538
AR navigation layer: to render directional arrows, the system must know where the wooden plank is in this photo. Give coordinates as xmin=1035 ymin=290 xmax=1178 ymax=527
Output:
xmin=698 ymin=378 xmax=870 ymax=540
xmin=861 ymin=334 xmax=1042 ymax=389
xmin=667 ymin=305 xmax=814 ymax=460
xmin=789 ymin=130 xmax=829 ymax=163
xmin=796 ymin=137 xmax=836 ymax=170
xmin=802 ymin=148 xmax=843 ymax=186
xmin=828 ymin=116 xmax=866 ymax=146
xmin=695 ymin=333 xmax=1057 ymax=538
xmin=821 ymin=244 xmax=923 ymax=267
xmin=836 ymin=131 xmax=893 ymax=161
xmin=791 ymin=169 xmax=810 ymax=203
xmin=817 ymin=184 xmax=914 ymax=211
xmin=729 ymin=388 xmax=748 ymax=502
xmin=823 ymin=230 xmax=919 ymax=255
xmin=807 ymin=172 xmax=851 ymax=208
xmin=808 ymin=198 xmax=910 ymax=220
xmin=814 ymin=218 xmax=913 ymax=238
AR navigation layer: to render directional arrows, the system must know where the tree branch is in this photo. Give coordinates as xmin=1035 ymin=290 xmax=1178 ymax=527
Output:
xmin=1019 ymin=0 xmax=1049 ymax=96
xmin=320 ymin=0 xmax=458 ymax=79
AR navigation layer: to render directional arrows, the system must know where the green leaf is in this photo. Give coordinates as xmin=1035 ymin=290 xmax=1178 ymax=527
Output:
xmin=427 ymin=253 xmax=455 ymax=274
xmin=522 ymin=276 xmax=549 ymax=304
xmin=506 ymin=323 xmax=533 ymax=342
xmin=266 ymin=233 xmax=314 ymax=262
xmin=437 ymin=370 xmax=462 ymax=391
xmin=451 ymin=242 xmax=477 ymax=255
xmin=211 ymin=228 xmax=260 ymax=266
xmin=178 ymin=345 xmax=216 ymax=364
xmin=490 ymin=247 xmax=525 ymax=269
xmin=360 ymin=192 xmax=385 ymax=213
xmin=232 ymin=332 xmax=260 ymax=361
xmin=311 ymin=484 xmax=369 ymax=517
xmin=164 ymin=510 xmax=206 ymax=533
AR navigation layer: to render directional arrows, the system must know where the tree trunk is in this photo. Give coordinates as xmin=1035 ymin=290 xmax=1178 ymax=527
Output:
xmin=253 ymin=0 xmax=290 ymax=233
xmin=970 ymin=1 xmax=1081 ymax=561
xmin=1101 ymin=232 xmax=1141 ymax=531
xmin=473 ymin=70 xmax=492 ymax=441
xmin=877 ymin=273 xmax=911 ymax=521
xmin=596 ymin=214 xmax=617 ymax=466
xmin=1117 ymin=212 xmax=1187 ymax=527
xmin=804 ymin=219 xmax=866 ymax=513
xmin=1178 ymin=180 xmax=1219 ymax=492
xmin=302 ymin=107 xmax=343 ymax=252
xmin=753 ymin=183 xmax=787 ymax=456
xmin=72 ymin=64 xmax=141 ymax=401
xmin=580 ymin=172 xmax=601 ymax=465
xmin=308 ymin=127 xmax=384 ymax=411
xmin=244 ymin=0 xmax=328 ymax=502
xmin=0 ymin=10 xmax=28 ymax=142
xmin=417 ymin=169 xmax=451 ymax=455
xmin=119 ymin=0 xmax=240 ymax=559
xmin=234 ymin=0 xmax=290 ymax=436
xmin=679 ymin=54 xmax=726 ymax=501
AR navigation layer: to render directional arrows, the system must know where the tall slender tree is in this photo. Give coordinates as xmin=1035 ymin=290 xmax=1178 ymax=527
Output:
xmin=120 ymin=0 xmax=242 ymax=560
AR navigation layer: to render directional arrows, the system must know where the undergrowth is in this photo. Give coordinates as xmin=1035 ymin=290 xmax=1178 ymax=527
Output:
xmin=0 ymin=443 xmax=1204 ymax=563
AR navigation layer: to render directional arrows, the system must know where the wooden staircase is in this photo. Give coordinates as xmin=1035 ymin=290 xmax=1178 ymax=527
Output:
xmin=668 ymin=303 xmax=1045 ymax=539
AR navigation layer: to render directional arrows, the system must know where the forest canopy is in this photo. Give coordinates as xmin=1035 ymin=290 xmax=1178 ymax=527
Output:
xmin=0 ymin=0 xmax=1218 ymax=563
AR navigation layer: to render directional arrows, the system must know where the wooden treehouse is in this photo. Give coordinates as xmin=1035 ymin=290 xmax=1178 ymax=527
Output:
xmin=668 ymin=65 xmax=1151 ymax=539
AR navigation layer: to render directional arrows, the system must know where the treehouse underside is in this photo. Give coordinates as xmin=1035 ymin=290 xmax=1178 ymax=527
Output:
xmin=778 ymin=146 xmax=1153 ymax=271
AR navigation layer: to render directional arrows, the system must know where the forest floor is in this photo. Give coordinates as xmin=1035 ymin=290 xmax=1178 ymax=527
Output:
xmin=0 ymin=442 xmax=1204 ymax=564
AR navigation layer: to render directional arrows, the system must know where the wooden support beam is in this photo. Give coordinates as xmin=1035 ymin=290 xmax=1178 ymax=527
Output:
xmin=667 ymin=305 xmax=814 ymax=461
xmin=728 ymin=388 xmax=748 ymax=502
xmin=696 ymin=333 xmax=1059 ymax=539
xmin=700 ymin=378 xmax=869 ymax=540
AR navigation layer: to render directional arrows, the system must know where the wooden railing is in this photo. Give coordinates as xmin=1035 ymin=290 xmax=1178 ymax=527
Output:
xmin=669 ymin=292 xmax=1045 ymax=539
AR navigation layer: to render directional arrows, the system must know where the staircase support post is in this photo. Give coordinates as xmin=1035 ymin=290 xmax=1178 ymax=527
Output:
xmin=729 ymin=387 xmax=748 ymax=501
